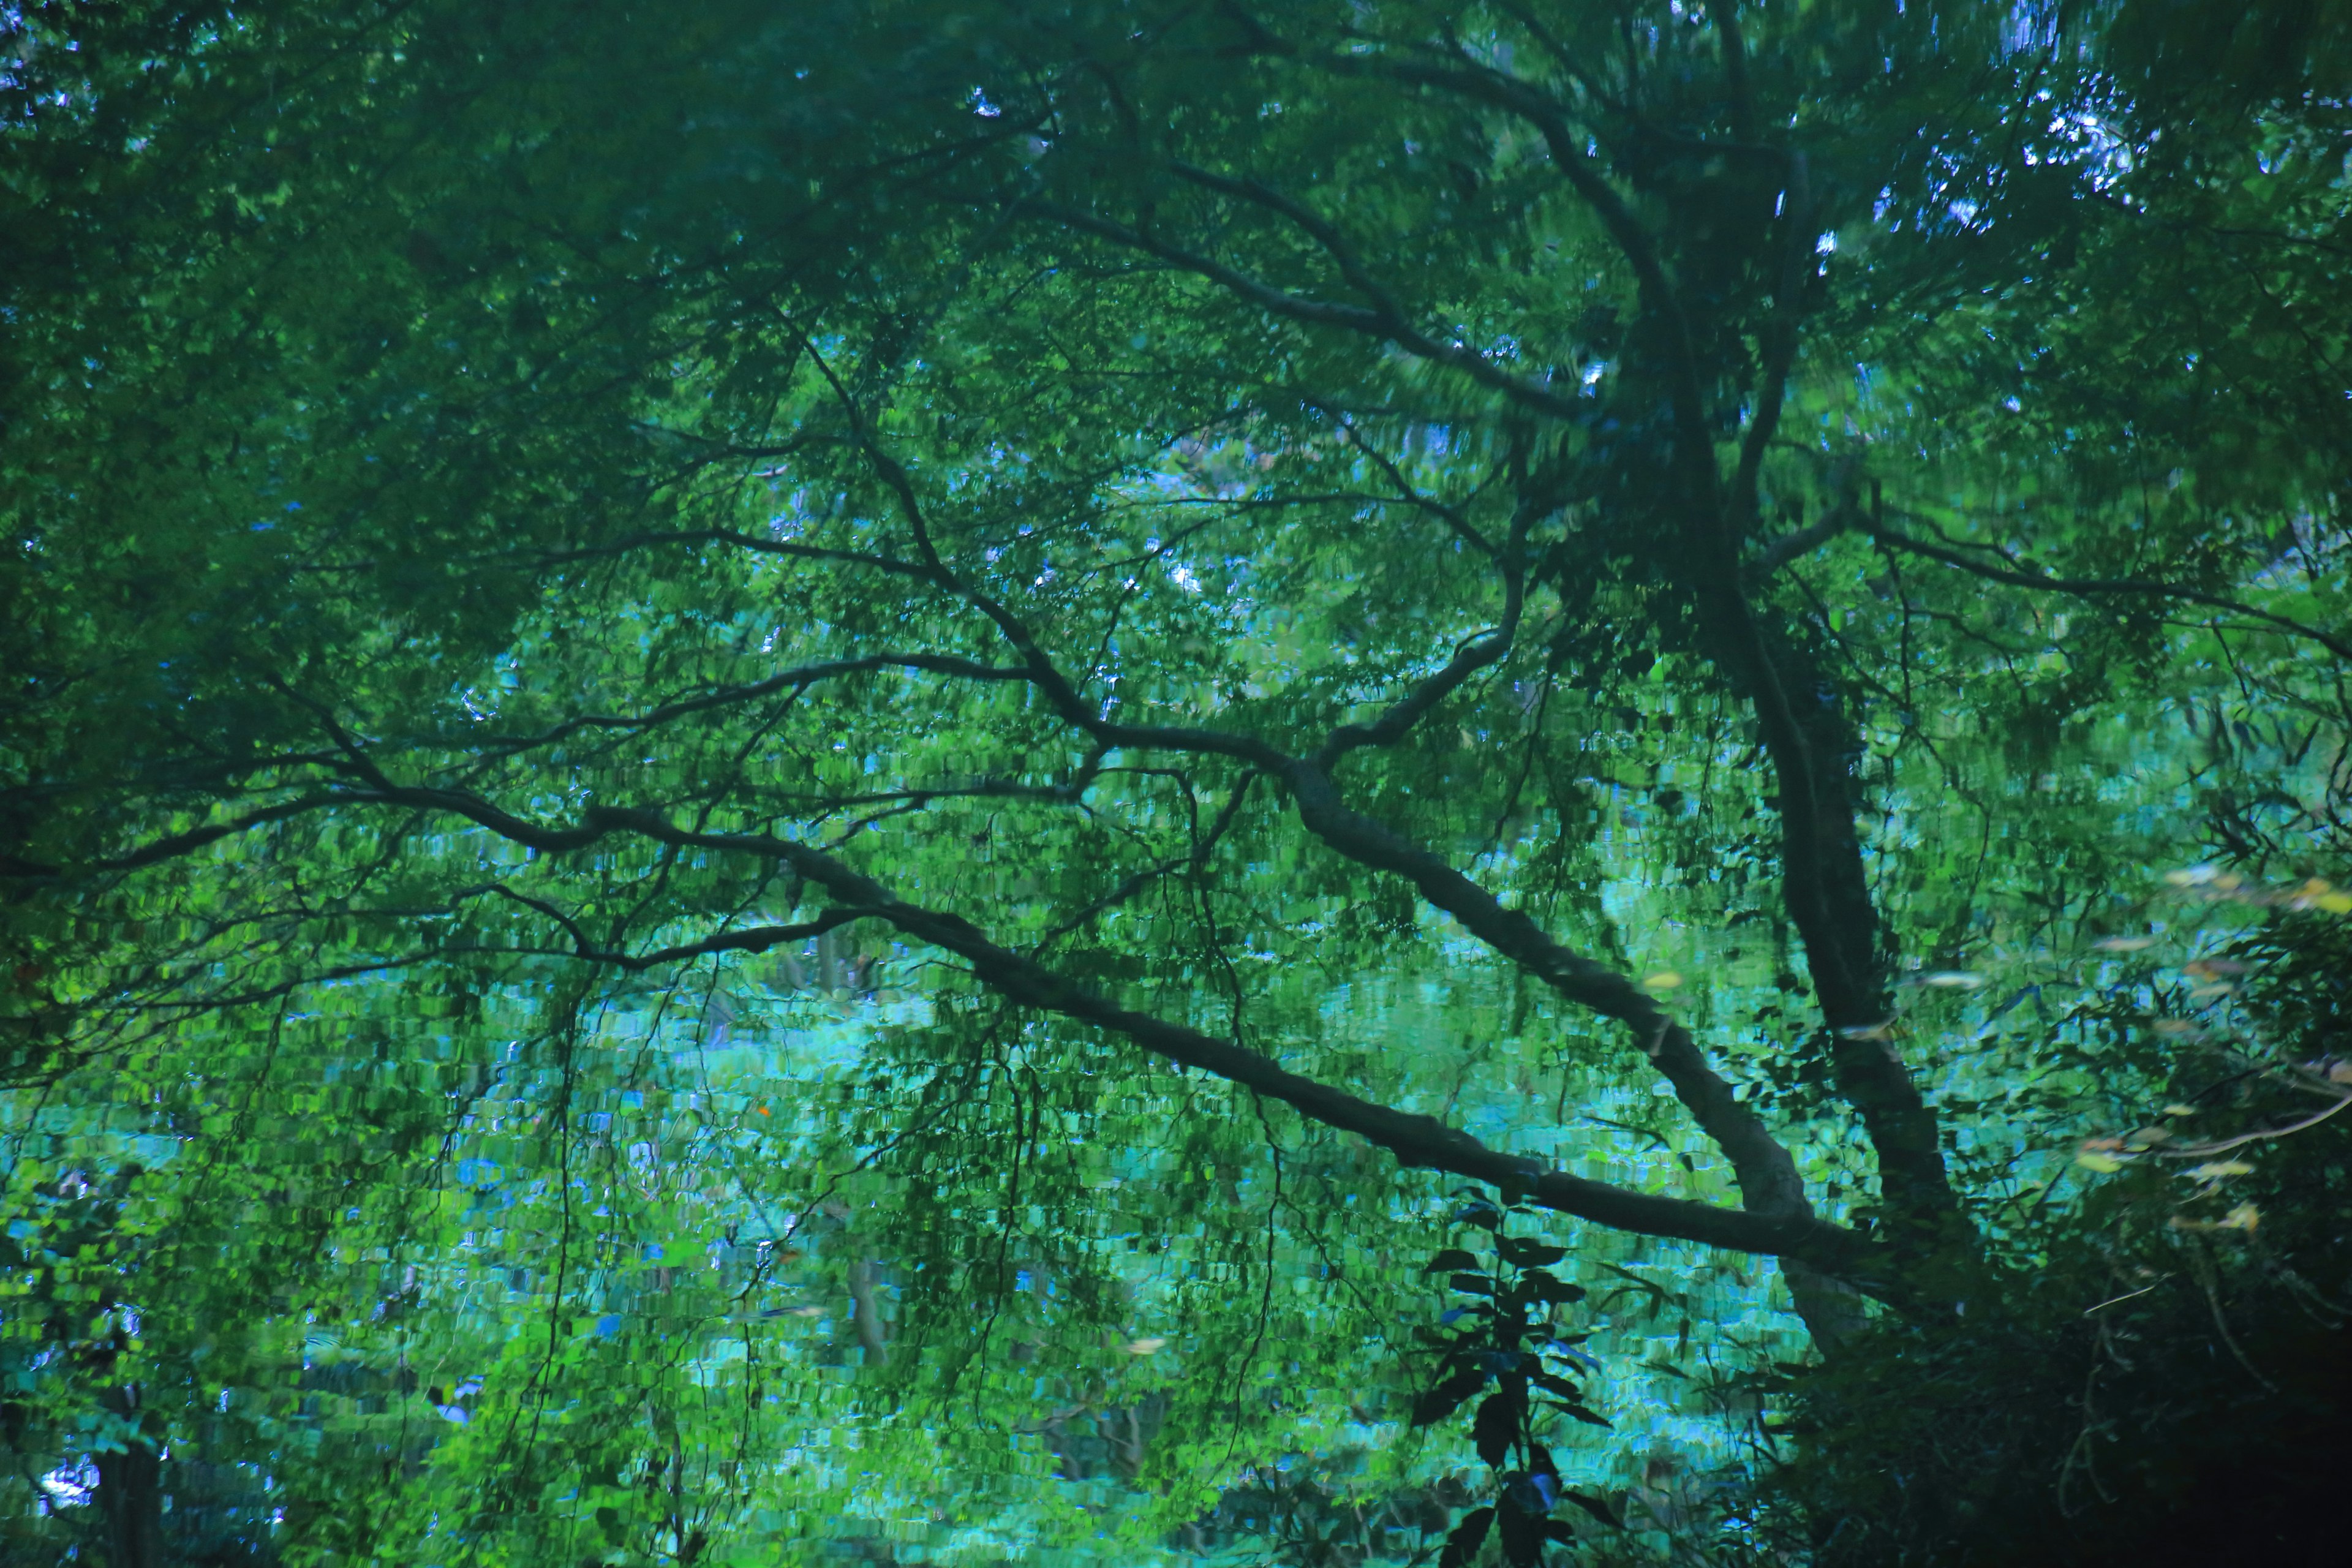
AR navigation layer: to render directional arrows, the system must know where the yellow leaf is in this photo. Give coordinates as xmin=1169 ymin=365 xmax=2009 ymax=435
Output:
xmin=1922 ymin=970 xmax=1985 ymax=988
xmin=2320 ymin=892 xmax=2352 ymax=915
xmin=1641 ymin=971 xmax=1683 ymax=990
xmin=2327 ymin=1061 xmax=2352 ymax=1084
xmin=2217 ymin=1203 xmax=2260 ymax=1231
xmin=2162 ymin=1104 xmax=2199 ymax=1117
xmin=2124 ymin=1126 xmax=2174 ymax=1148
xmin=2075 ymin=1152 xmax=2125 ymax=1174
xmin=2283 ymin=877 xmax=2339 ymax=910
xmin=2187 ymin=983 xmax=2235 ymax=1002
xmin=1124 ymin=1336 xmax=1167 ymax=1355
xmin=2188 ymin=1161 xmax=2254 ymax=1179
xmin=2091 ymin=936 xmax=2157 ymax=952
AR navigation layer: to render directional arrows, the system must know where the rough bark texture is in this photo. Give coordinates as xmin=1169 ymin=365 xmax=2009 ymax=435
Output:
xmin=97 ymin=1388 xmax=163 ymax=1568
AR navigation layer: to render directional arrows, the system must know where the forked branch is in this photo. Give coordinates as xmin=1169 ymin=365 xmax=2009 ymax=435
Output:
xmin=1872 ymin=522 xmax=2352 ymax=663
xmin=314 ymin=783 xmax=1898 ymax=1291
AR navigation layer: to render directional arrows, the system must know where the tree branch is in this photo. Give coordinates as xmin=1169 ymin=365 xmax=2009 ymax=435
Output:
xmin=1166 ymin=159 xmax=1418 ymax=323
xmin=796 ymin=377 xmax=1296 ymax=770
xmin=1014 ymin=197 xmax=1589 ymax=422
xmin=1871 ymin=522 xmax=2352 ymax=663
xmin=3 ymin=797 xmax=346 ymax=880
xmin=1327 ymin=414 xmax=1499 ymax=557
xmin=1746 ymin=506 xmax=1855 ymax=579
xmin=535 ymin=527 xmax=941 ymax=587
xmin=1357 ymin=55 xmax=1717 ymax=456
xmin=1313 ymin=487 xmax=1539 ymax=769
xmin=485 ymin=887 xmax=869 ymax=973
xmin=1385 ymin=53 xmax=1959 ymax=1238
xmin=996 ymin=41 xmax=1962 ymax=1268
xmin=470 ymin=654 xmax=1032 ymax=758
xmin=1732 ymin=151 xmax=1813 ymax=530
xmin=301 ymin=783 xmax=1898 ymax=1289
xmin=1276 ymin=764 xmax=1816 ymax=1221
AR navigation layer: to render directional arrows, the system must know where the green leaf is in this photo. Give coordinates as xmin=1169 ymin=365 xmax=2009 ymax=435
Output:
xmin=1497 ymin=1236 xmax=1567 ymax=1268
xmin=1438 ymin=1506 xmax=1494 ymax=1568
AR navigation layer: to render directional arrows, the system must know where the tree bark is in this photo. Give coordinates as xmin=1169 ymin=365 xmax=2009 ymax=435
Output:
xmin=96 ymin=1387 xmax=164 ymax=1568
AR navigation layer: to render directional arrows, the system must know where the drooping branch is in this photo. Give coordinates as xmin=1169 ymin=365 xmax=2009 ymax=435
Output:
xmin=301 ymin=783 xmax=1895 ymax=1289
xmin=798 ymin=361 xmax=1297 ymax=772
xmin=1166 ymin=159 xmax=1420 ymax=324
xmin=710 ymin=303 xmax=1891 ymax=1295
xmin=1279 ymin=760 xmax=1815 ymax=1228
xmin=1012 ymin=197 xmax=1589 ymax=423
xmin=1327 ymin=413 xmax=1501 ymax=558
xmin=470 ymin=654 xmax=1034 ymax=757
xmin=1314 ymin=491 xmax=1536 ymax=768
xmin=19 ymin=651 xmax=1893 ymax=1308
xmin=3 ymin=797 xmax=344 ymax=880
xmin=480 ymin=885 xmax=868 ymax=973
xmin=1871 ymin=522 xmax=2352 ymax=663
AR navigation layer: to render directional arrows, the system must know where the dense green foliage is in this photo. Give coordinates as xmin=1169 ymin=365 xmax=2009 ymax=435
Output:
xmin=4 ymin=2 xmax=2350 ymax=1564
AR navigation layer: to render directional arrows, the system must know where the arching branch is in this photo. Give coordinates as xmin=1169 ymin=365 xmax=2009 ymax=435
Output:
xmin=1871 ymin=522 xmax=2352 ymax=663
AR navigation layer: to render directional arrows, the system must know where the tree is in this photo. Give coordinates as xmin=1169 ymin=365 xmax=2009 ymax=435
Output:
xmin=5 ymin=2 xmax=2348 ymax=1563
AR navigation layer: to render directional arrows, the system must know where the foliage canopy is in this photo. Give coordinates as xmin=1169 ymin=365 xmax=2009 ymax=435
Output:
xmin=4 ymin=2 xmax=2350 ymax=1564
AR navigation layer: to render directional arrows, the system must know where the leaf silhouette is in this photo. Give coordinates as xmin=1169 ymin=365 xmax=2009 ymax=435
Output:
xmin=1472 ymin=1389 xmax=1520 ymax=1467
xmin=1438 ymin=1506 xmax=1494 ymax=1568
xmin=1412 ymin=1366 xmax=1488 ymax=1428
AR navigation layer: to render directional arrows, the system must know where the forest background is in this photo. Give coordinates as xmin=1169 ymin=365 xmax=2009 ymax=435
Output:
xmin=4 ymin=2 xmax=2351 ymax=1565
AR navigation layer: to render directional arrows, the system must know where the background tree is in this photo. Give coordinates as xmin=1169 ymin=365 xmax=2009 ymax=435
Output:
xmin=5 ymin=2 xmax=2348 ymax=1563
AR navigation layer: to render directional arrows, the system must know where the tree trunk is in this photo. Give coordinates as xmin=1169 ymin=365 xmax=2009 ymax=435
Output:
xmin=96 ymin=1387 xmax=164 ymax=1568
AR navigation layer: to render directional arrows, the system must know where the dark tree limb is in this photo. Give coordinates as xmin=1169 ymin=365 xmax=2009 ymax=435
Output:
xmin=1747 ymin=508 xmax=1855 ymax=579
xmin=1359 ymin=49 xmax=1961 ymax=1243
xmin=1731 ymin=152 xmax=1814 ymax=531
xmin=537 ymin=527 xmax=941 ymax=586
xmin=1013 ymin=197 xmax=1589 ymax=423
xmin=3 ymin=797 xmax=345 ymax=880
xmin=1871 ymin=522 xmax=2352 ymax=663
xmin=471 ymin=654 xmax=1033 ymax=757
xmin=480 ymin=886 xmax=868 ymax=973
xmin=1278 ymin=762 xmax=1815 ymax=1229
xmin=307 ymin=785 xmax=1898 ymax=1292
xmin=1327 ymin=414 xmax=1499 ymax=558
xmin=1166 ymin=159 xmax=1419 ymax=324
